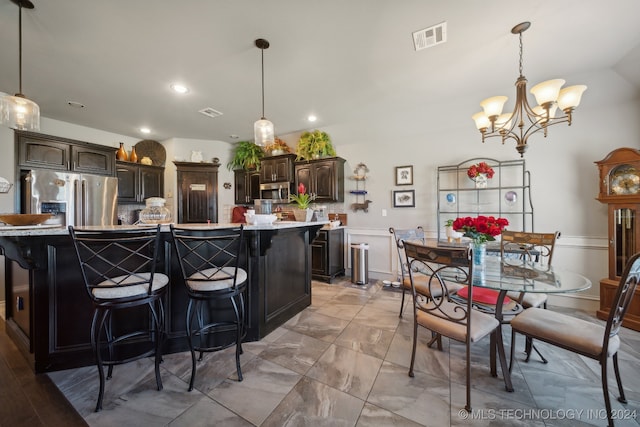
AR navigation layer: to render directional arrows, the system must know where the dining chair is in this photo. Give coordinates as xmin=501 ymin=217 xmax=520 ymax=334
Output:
xmin=389 ymin=227 xmax=463 ymax=317
xmin=403 ymin=241 xmax=509 ymax=411
xmin=501 ymin=230 xmax=560 ymax=362
xmin=509 ymin=251 xmax=640 ymax=427
xmin=170 ymin=225 xmax=247 ymax=391
xmin=69 ymin=225 xmax=169 ymax=412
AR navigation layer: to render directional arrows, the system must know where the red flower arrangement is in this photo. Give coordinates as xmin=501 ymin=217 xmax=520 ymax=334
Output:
xmin=452 ymin=215 xmax=509 ymax=244
xmin=467 ymin=162 xmax=495 ymax=180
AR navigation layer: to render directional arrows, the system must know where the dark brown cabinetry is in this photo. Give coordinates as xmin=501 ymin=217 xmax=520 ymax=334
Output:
xmin=116 ymin=161 xmax=164 ymax=204
xmin=260 ymin=154 xmax=295 ymax=183
xmin=16 ymin=131 xmax=116 ymax=176
xmin=311 ymin=227 xmax=345 ymax=283
xmin=175 ymin=161 xmax=218 ymax=223
xmin=234 ymin=169 xmax=261 ymax=204
xmin=294 ymin=157 xmax=345 ymax=203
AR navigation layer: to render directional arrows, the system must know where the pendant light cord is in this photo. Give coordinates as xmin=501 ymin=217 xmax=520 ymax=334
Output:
xmin=18 ymin=2 xmax=23 ymax=95
xmin=260 ymin=46 xmax=265 ymax=119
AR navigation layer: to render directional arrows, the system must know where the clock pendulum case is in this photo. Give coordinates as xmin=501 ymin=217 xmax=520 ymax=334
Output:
xmin=595 ymin=147 xmax=640 ymax=331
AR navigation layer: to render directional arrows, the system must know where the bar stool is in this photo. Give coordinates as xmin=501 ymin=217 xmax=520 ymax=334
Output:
xmin=170 ymin=225 xmax=247 ymax=391
xmin=69 ymin=225 xmax=169 ymax=412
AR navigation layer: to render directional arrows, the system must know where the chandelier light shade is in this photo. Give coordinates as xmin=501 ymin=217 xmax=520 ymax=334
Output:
xmin=472 ymin=22 xmax=586 ymax=156
xmin=253 ymin=38 xmax=274 ymax=147
xmin=1 ymin=0 xmax=40 ymax=132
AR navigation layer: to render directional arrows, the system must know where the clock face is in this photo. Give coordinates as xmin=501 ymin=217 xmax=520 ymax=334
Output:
xmin=610 ymin=166 xmax=640 ymax=195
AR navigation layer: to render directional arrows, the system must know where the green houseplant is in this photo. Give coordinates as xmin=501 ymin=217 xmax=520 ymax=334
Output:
xmin=227 ymin=141 xmax=265 ymax=171
xmin=295 ymin=130 xmax=336 ymax=161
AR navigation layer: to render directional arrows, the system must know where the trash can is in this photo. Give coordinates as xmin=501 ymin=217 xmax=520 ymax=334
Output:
xmin=351 ymin=243 xmax=369 ymax=285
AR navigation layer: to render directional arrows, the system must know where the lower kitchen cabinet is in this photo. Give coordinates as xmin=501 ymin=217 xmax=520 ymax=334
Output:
xmin=311 ymin=227 xmax=345 ymax=283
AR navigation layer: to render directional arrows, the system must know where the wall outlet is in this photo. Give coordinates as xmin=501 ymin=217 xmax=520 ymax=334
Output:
xmin=382 ymin=209 xmax=387 ymax=217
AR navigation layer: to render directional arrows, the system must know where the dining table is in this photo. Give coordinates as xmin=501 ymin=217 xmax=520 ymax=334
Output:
xmin=463 ymin=254 xmax=592 ymax=392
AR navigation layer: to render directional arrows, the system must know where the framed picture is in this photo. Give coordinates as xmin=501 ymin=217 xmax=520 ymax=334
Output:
xmin=393 ymin=190 xmax=415 ymax=208
xmin=395 ymin=165 xmax=413 ymax=185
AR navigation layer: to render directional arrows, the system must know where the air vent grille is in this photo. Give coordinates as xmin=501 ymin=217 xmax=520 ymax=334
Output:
xmin=199 ymin=107 xmax=223 ymax=118
xmin=412 ymin=22 xmax=447 ymax=51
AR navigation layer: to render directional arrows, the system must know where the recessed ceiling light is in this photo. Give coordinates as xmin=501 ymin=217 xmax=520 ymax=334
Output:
xmin=140 ymin=127 xmax=151 ymax=134
xmin=67 ymin=101 xmax=85 ymax=108
xmin=307 ymin=115 xmax=317 ymax=122
xmin=170 ymin=83 xmax=189 ymax=94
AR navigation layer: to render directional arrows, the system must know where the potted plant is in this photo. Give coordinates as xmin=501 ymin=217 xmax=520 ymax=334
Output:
xmin=289 ymin=183 xmax=316 ymax=221
xmin=264 ymin=137 xmax=291 ymax=156
xmin=444 ymin=219 xmax=463 ymax=243
xmin=226 ymin=141 xmax=265 ymax=171
xmin=295 ymin=130 xmax=336 ymax=161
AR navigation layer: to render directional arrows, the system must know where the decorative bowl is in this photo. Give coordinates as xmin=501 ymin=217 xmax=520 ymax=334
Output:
xmin=244 ymin=213 xmax=277 ymax=225
xmin=0 ymin=213 xmax=53 ymax=226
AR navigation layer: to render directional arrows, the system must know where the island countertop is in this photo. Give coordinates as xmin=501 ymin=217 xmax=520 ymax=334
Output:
xmin=0 ymin=220 xmax=329 ymax=236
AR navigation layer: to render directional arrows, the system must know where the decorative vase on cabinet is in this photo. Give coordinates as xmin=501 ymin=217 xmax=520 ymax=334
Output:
xmin=116 ymin=142 xmax=128 ymax=161
xmin=130 ymin=146 xmax=138 ymax=163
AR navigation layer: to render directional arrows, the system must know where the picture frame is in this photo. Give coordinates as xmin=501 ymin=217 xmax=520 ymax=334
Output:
xmin=395 ymin=165 xmax=413 ymax=185
xmin=393 ymin=189 xmax=415 ymax=208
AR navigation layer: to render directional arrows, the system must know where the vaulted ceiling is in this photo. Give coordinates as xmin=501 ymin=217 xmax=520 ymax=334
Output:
xmin=1 ymin=0 xmax=639 ymax=143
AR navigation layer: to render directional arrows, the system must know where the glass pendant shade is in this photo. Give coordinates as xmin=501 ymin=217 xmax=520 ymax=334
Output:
xmin=480 ymin=96 xmax=508 ymax=118
xmin=472 ymin=112 xmax=490 ymax=130
xmin=557 ymin=85 xmax=587 ymax=111
xmin=0 ymin=94 xmax=40 ymax=131
xmin=254 ymin=118 xmax=274 ymax=147
xmin=530 ymin=79 xmax=565 ymax=106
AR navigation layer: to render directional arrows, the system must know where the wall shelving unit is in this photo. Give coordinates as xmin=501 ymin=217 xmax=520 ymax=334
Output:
xmin=437 ymin=157 xmax=534 ymax=241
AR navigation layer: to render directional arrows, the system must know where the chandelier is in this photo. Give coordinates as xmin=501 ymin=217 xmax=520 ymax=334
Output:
xmin=472 ymin=22 xmax=586 ymax=157
xmin=0 ymin=0 xmax=40 ymax=131
xmin=253 ymin=38 xmax=274 ymax=147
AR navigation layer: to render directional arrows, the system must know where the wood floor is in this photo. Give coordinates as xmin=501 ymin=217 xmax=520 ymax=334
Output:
xmin=0 ymin=317 xmax=87 ymax=427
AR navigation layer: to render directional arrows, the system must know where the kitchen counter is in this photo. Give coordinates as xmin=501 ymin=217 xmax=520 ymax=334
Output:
xmin=0 ymin=221 xmax=324 ymax=373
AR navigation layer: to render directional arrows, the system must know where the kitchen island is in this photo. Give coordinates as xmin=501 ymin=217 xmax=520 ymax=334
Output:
xmin=0 ymin=221 xmax=324 ymax=373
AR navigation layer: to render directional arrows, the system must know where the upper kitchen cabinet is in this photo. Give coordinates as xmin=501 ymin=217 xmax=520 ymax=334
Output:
xmin=260 ymin=154 xmax=296 ymax=183
xmin=117 ymin=161 xmax=164 ymax=204
xmin=294 ymin=157 xmax=345 ymax=203
xmin=175 ymin=161 xmax=219 ymax=223
xmin=16 ymin=131 xmax=115 ymax=176
xmin=234 ymin=169 xmax=260 ymax=205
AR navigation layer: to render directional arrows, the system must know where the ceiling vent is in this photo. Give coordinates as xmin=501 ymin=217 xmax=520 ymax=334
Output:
xmin=412 ymin=22 xmax=447 ymax=51
xmin=198 ymin=107 xmax=223 ymax=118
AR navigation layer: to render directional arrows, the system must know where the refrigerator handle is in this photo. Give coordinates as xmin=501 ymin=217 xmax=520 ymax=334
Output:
xmin=81 ymin=179 xmax=88 ymax=226
xmin=73 ymin=179 xmax=80 ymax=226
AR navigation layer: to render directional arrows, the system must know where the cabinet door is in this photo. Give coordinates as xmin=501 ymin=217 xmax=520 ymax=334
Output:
xmin=116 ymin=163 xmax=139 ymax=203
xmin=18 ymin=138 xmax=70 ymax=170
xmin=248 ymin=171 xmax=261 ymax=202
xmin=71 ymin=146 xmax=115 ymax=175
xmin=295 ymin=164 xmax=312 ymax=195
xmin=609 ymin=204 xmax=638 ymax=280
xmin=179 ymin=171 xmax=217 ymax=223
xmin=234 ymin=170 xmax=249 ymax=204
xmin=260 ymin=160 xmax=277 ymax=183
xmin=140 ymin=166 xmax=163 ymax=201
xmin=313 ymin=161 xmax=336 ymax=201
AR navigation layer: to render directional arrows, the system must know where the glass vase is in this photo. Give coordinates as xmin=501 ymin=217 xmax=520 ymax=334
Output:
xmin=116 ymin=142 xmax=128 ymax=161
xmin=474 ymin=173 xmax=488 ymax=188
xmin=471 ymin=242 xmax=487 ymax=269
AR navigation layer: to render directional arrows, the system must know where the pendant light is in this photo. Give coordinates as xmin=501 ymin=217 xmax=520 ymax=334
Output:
xmin=1 ymin=0 xmax=40 ymax=131
xmin=253 ymin=38 xmax=274 ymax=147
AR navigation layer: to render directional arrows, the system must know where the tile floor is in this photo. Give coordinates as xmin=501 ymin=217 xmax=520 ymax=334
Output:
xmin=47 ymin=278 xmax=640 ymax=426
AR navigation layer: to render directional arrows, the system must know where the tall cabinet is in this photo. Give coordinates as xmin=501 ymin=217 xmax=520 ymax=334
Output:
xmin=437 ymin=158 xmax=534 ymax=240
xmin=174 ymin=161 xmax=219 ymax=223
xmin=595 ymin=148 xmax=640 ymax=331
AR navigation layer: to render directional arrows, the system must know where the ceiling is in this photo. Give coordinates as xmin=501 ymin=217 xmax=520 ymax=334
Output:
xmin=1 ymin=0 xmax=639 ymax=144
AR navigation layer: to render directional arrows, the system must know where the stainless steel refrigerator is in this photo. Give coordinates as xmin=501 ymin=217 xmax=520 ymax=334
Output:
xmin=23 ymin=169 xmax=118 ymax=227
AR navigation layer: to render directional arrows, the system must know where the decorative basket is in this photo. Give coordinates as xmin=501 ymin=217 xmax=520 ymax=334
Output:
xmin=0 ymin=181 xmax=13 ymax=193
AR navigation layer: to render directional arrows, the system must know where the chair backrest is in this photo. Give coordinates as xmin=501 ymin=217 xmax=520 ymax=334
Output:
xmin=389 ymin=226 xmax=425 ymax=280
xmin=500 ymin=230 xmax=560 ymax=266
xmin=604 ymin=252 xmax=640 ymax=346
xmin=69 ymin=225 xmax=163 ymax=300
xmin=170 ymin=225 xmax=245 ymax=291
xmin=402 ymin=241 xmax=472 ymax=325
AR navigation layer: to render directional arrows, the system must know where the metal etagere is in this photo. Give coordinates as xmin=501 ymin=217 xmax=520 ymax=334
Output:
xmin=436 ymin=157 xmax=534 ymax=241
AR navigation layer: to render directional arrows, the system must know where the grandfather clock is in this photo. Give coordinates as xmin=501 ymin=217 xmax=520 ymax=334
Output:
xmin=595 ymin=147 xmax=640 ymax=331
